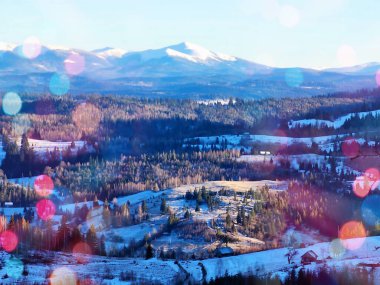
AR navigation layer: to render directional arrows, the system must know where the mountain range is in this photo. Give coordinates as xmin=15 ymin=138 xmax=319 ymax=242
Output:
xmin=0 ymin=41 xmax=378 ymax=99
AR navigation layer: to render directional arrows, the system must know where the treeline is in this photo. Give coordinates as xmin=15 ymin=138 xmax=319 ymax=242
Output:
xmin=207 ymin=267 xmax=375 ymax=285
xmin=4 ymin=88 xmax=380 ymax=146
xmin=6 ymin=207 xmax=106 ymax=256
xmin=0 ymin=170 xmax=38 ymax=206
xmin=289 ymin=110 xmax=380 ymax=137
xmin=50 ymin=150 xmax=300 ymax=203
xmin=0 ymin=132 xmax=98 ymax=178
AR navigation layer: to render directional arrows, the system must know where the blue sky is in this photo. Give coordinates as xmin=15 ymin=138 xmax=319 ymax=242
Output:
xmin=1 ymin=0 xmax=379 ymax=68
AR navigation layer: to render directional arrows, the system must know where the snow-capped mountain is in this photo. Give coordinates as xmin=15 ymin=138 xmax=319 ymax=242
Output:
xmin=128 ymin=42 xmax=237 ymax=63
xmin=0 ymin=42 xmax=17 ymax=52
xmin=0 ymin=41 xmax=271 ymax=77
xmin=0 ymin=41 xmax=377 ymax=98
xmin=93 ymin=47 xmax=128 ymax=58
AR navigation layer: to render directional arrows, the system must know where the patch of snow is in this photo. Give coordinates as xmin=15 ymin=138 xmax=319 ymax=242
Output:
xmin=288 ymin=109 xmax=380 ymax=129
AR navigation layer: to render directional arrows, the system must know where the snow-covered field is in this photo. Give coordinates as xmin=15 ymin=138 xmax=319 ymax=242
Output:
xmin=115 ymin=190 xmax=171 ymax=206
xmin=0 ymin=137 xmax=90 ymax=164
xmin=288 ymin=108 xmax=380 ymax=129
xmin=171 ymin=180 xmax=288 ymax=194
xmin=281 ymin=227 xmax=329 ymax=247
xmin=180 ymin=236 xmax=380 ymax=283
xmin=197 ymin=99 xmax=235 ymax=105
xmin=237 ymin=154 xmax=360 ymax=175
xmin=0 ymin=251 xmax=183 ymax=284
xmin=4 ymin=236 xmax=380 ymax=284
xmin=17 ymin=138 xmax=88 ymax=158
xmin=184 ymin=133 xmax=374 ymax=153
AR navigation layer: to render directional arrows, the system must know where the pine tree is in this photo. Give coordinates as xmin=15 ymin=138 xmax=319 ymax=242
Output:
xmin=146 ymin=243 xmax=153 ymax=259
xmin=56 ymin=216 xmax=70 ymax=250
xmin=99 ymin=234 xmax=106 ymax=256
xmin=70 ymin=227 xmax=82 ymax=248
xmin=184 ymin=209 xmax=191 ymax=219
xmin=225 ymin=211 xmax=232 ymax=230
xmin=93 ymin=195 xmax=99 ymax=207
xmin=102 ymin=206 xmax=111 ymax=227
xmin=121 ymin=203 xmax=130 ymax=225
xmin=141 ymin=200 xmax=147 ymax=213
xmin=20 ymin=133 xmax=30 ymax=163
xmin=160 ymin=198 xmax=167 ymax=213
xmin=195 ymin=201 xmax=200 ymax=212
xmin=86 ymin=224 xmax=98 ymax=253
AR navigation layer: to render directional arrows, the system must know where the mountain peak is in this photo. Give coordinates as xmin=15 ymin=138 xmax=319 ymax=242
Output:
xmin=0 ymin=42 xmax=17 ymax=51
xmin=165 ymin=42 xmax=237 ymax=63
xmin=93 ymin=47 xmax=127 ymax=58
xmin=171 ymin=41 xmax=207 ymax=50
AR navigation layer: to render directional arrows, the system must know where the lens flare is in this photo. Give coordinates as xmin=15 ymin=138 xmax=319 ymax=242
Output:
xmin=339 ymin=221 xmax=366 ymax=250
xmin=341 ymin=138 xmax=360 ymax=158
xmin=329 ymin=238 xmax=346 ymax=259
xmin=0 ymin=230 xmax=18 ymax=252
xmin=36 ymin=199 xmax=56 ymax=220
xmin=22 ymin=36 xmax=41 ymax=59
xmin=353 ymin=168 xmax=380 ymax=198
xmin=285 ymin=68 xmax=304 ymax=87
xmin=2 ymin=92 xmax=22 ymax=115
xmin=65 ymin=53 xmax=85 ymax=76
xmin=278 ymin=5 xmax=300 ymax=28
xmin=49 ymin=73 xmax=70 ymax=96
xmin=4 ymin=258 xmax=23 ymax=278
xmin=376 ymin=70 xmax=380 ymax=87
xmin=353 ymin=176 xmax=371 ymax=198
xmin=34 ymin=175 xmax=54 ymax=197
xmin=72 ymin=103 xmax=102 ymax=135
xmin=50 ymin=267 xmax=77 ymax=285
xmin=364 ymin=168 xmax=380 ymax=190
xmin=72 ymin=242 xmax=92 ymax=264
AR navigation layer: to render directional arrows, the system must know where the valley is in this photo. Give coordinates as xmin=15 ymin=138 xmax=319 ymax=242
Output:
xmin=0 ymin=94 xmax=379 ymax=284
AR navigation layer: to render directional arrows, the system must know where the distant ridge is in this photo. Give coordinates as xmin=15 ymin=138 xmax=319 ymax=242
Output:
xmin=0 ymin=41 xmax=377 ymax=98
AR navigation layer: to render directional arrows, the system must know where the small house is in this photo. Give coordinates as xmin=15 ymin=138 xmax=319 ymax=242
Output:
xmin=301 ymin=250 xmax=318 ymax=264
xmin=215 ymin=247 xmax=234 ymax=257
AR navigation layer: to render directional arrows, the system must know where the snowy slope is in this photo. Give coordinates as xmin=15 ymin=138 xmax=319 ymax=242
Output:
xmin=120 ymin=42 xmax=237 ymax=64
xmin=288 ymin=109 xmax=380 ymax=129
xmin=4 ymin=236 xmax=380 ymax=284
xmin=13 ymin=138 xmax=92 ymax=161
xmin=181 ymin=236 xmax=380 ymax=283
xmin=186 ymin=133 xmax=376 ymax=153
xmin=115 ymin=190 xmax=170 ymax=206
xmin=93 ymin=47 xmax=127 ymax=58
xmin=0 ymin=252 xmax=182 ymax=284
